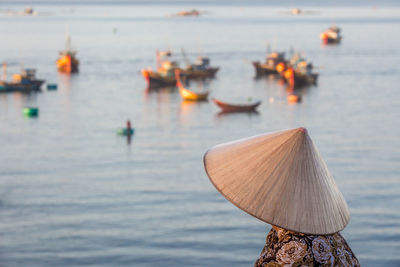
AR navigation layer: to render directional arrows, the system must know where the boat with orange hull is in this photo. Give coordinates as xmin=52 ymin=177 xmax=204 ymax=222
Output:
xmin=320 ymin=26 xmax=342 ymax=44
xmin=57 ymin=33 xmax=79 ymax=73
xmin=277 ymin=53 xmax=318 ymax=88
xmin=57 ymin=54 xmax=79 ymax=73
xmin=142 ymin=68 xmax=177 ymax=88
xmin=179 ymin=86 xmax=209 ymax=101
xmin=283 ymin=68 xmax=318 ymax=88
xmin=142 ymin=50 xmax=219 ymax=88
xmin=212 ymin=98 xmax=261 ymax=113
xmin=176 ymin=70 xmax=209 ymax=101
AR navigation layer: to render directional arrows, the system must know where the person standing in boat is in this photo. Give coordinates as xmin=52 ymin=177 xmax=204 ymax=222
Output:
xmin=203 ymin=127 xmax=360 ymax=267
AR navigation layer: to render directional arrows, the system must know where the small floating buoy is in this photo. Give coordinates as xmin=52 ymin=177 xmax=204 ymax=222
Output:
xmin=287 ymin=94 xmax=301 ymax=103
xmin=117 ymin=120 xmax=134 ymax=136
xmin=23 ymin=107 xmax=39 ymax=117
xmin=47 ymin=83 xmax=58 ymax=90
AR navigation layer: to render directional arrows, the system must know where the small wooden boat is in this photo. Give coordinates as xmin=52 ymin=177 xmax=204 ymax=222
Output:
xmin=179 ymin=86 xmax=209 ymax=101
xmin=57 ymin=32 xmax=79 ymax=73
xmin=175 ymin=70 xmax=209 ymax=101
xmin=213 ymin=98 xmax=261 ymax=113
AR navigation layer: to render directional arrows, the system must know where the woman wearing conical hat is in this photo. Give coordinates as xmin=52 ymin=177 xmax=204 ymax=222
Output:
xmin=204 ymin=127 xmax=360 ymax=267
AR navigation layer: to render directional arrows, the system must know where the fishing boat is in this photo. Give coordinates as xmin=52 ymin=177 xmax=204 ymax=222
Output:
xmin=57 ymin=32 xmax=79 ymax=73
xmin=142 ymin=50 xmax=180 ymax=88
xmin=281 ymin=8 xmax=320 ymax=16
xmin=0 ymin=64 xmax=45 ymax=93
xmin=291 ymin=8 xmax=303 ymax=15
xmin=253 ymin=51 xmax=286 ymax=76
xmin=182 ymin=54 xmax=219 ymax=79
xmin=24 ymin=7 xmax=34 ymax=15
xmin=142 ymin=52 xmax=179 ymax=88
xmin=142 ymin=50 xmax=219 ymax=88
xmin=176 ymin=9 xmax=201 ymax=17
xmin=284 ymin=67 xmax=318 ymax=88
xmin=213 ymin=98 xmax=261 ymax=113
xmin=278 ymin=53 xmax=318 ymax=88
xmin=175 ymin=70 xmax=209 ymax=101
xmin=320 ymin=26 xmax=342 ymax=44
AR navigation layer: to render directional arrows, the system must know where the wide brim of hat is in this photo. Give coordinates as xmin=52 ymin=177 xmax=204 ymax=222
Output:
xmin=203 ymin=128 xmax=350 ymax=235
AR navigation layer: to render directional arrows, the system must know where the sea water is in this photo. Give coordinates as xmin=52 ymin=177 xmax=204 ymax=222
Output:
xmin=0 ymin=1 xmax=399 ymax=266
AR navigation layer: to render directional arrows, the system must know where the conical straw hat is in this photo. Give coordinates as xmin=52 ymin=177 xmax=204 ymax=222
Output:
xmin=203 ymin=127 xmax=349 ymax=235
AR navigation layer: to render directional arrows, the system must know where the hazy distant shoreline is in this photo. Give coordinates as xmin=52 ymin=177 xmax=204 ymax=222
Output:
xmin=1 ymin=0 xmax=400 ymax=8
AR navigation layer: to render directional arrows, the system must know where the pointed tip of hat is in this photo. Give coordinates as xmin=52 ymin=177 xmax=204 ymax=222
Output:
xmin=204 ymin=128 xmax=350 ymax=235
xmin=298 ymin=127 xmax=307 ymax=133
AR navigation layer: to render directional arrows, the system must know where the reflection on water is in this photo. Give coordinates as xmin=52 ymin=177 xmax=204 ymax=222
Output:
xmin=179 ymin=100 xmax=209 ymax=126
xmin=58 ymin=72 xmax=72 ymax=89
xmin=0 ymin=3 xmax=399 ymax=267
xmin=180 ymin=100 xmax=198 ymax=114
xmin=216 ymin=110 xmax=260 ymax=117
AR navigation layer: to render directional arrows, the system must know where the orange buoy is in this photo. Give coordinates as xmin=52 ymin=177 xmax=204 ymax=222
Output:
xmin=288 ymin=94 xmax=301 ymax=103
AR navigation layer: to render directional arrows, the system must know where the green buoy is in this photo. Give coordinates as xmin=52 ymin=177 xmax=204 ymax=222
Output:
xmin=23 ymin=107 xmax=39 ymax=117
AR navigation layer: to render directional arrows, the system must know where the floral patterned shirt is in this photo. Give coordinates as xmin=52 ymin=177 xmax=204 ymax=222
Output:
xmin=255 ymin=226 xmax=360 ymax=267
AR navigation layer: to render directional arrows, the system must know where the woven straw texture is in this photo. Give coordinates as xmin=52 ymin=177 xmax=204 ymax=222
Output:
xmin=204 ymin=127 xmax=350 ymax=235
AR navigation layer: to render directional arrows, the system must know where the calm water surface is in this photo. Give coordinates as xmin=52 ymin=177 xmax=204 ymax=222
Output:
xmin=0 ymin=2 xmax=399 ymax=266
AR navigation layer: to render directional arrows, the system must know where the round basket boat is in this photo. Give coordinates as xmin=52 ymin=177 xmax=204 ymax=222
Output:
xmin=23 ymin=107 xmax=39 ymax=117
xmin=117 ymin=128 xmax=134 ymax=136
